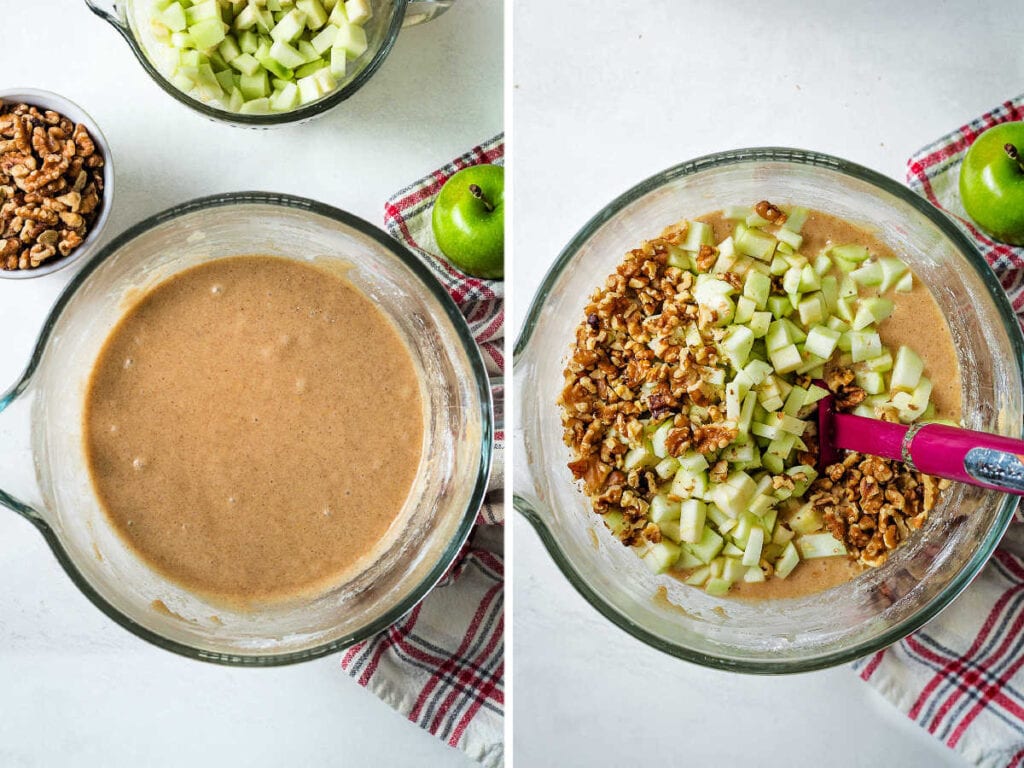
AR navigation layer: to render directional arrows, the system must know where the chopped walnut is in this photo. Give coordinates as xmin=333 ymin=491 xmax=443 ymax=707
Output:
xmin=0 ymin=100 xmax=104 ymax=271
xmin=695 ymin=244 xmax=717 ymax=272
xmin=812 ymin=451 xmax=945 ymax=568
xmin=559 ymin=226 xmax=740 ymax=543
xmin=754 ymin=200 xmax=788 ymax=225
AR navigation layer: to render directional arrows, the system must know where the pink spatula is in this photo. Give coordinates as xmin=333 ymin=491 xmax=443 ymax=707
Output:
xmin=815 ymin=385 xmax=1024 ymax=496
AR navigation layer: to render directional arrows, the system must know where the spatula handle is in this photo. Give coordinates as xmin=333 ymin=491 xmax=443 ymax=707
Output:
xmin=831 ymin=413 xmax=1024 ymax=496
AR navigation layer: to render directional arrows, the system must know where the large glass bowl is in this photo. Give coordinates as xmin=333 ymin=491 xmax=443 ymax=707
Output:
xmin=513 ymin=148 xmax=1024 ymax=673
xmin=0 ymin=192 xmax=492 ymax=665
xmin=84 ymin=0 xmax=454 ymax=127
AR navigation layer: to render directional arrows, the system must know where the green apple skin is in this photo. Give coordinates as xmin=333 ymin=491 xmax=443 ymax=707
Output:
xmin=431 ymin=165 xmax=504 ymax=280
xmin=959 ymin=122 xmax=1024 ymax=246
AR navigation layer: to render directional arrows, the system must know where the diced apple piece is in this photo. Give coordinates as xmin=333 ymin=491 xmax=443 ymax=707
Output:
xmin=850 ymin=331 xmax=882 ymax=363
xmin=788 ymin=503 xmax=822 ymax=534
xmin=901 ymin=377 xmax=933 ymax=422
xmin=679 ymin=499 xmax=707 ymax=544
xmin=735 ymin=227 xmax=777 ymax=261
xmin=239 ymin=70 xmax=269 ymax=98
xmin=684 ymin=565 xmax=711 ymax=586
xmin=855 ymin=370 xmax=886 ymax=395
xmin=774 ymin=541 xmax=800 ymax=578
xmin=797 ymin=294 xmax=825 ymax=326
xmin=643 ymin=540 xmax=682 ymax=574
xmin=852 ymin=297 xmax=894 ymax=331
xmin=329 ymin=45 xmax=348 ymax=78
xmin=803 ymin=325 xmax=840 ymax=360
xmin=864 ymin=350 xmax=894 ymax=372
xmin=895 ymin=271 xmax=914 ymax=293
xmin=218 ymin=35 xmax=242 ymax=62
xmin=737 ymin=390 xmax=758 ymax=437
xmin=623 ymin=445 xmax=657 ymax=471
xmin=686 ymin=525 xmax=725 ymax=564
xmin=654 ymin=457 xmax=679 ymax=480
xmin=679 ymin=451 xmax=710 ymax=473
xmin=704 ymin=577 xmax=732 ymax=596
xmin=743 ymin=359 xmax=773 ymax=386
xmin=271 ymin=8 xmax=307 ymax=42
xmin=776 ymin=227 xmax=803 ymax=250
xmin=796 ymin=533 xmax=847 ymax=559
xmin=650 ymin=420 xmax=674 ymax=459
xmin=227 ymin=86 xmax=244 ymax=111
xmin=230 ymin=51 xmax=261 ymax=74
xmin=721 ymin=325 xmax=755 ymax=369
xmin=743 ymin=270 xmax=771 ymax=310
xmin=649 ymin=493 xmax=681 ymax=523
xmin=780 ymin=206 xmax=808 ymax=232
xmin=851 ymin=261 xmax=883 ymax=287
xmin=311 ymin=23 xmax=338 ymax=53
xmin=160 ymin=2 xmax=189 ymax=32
xmin=769 ymin=343 xmax=802 ymax=374
xmin=891 ymin=346 xmax=924 ymax=393
xmin=189 ymin=18 xmax=227 ymax=49
xmin=746 ymin=311 xmax=771 ymax=338
xmin=296 ymin=0 xmax=328 ymax=29
xmin=742 ymin=526 xmax=765 ymax=566
xmin=781 ymin=386 xmax=806 ymax=417
xmin=676 ymin=548 xmax=704 ymax=569
xmin=766 ymin=295 xmax=792 ymax=319
xmin=680 ymin=220 xmax=714 ymax=252
xmin=830 ymin=243 xmax=870 ymax=263
xmin=878 ymin=256 xmax=909 ymax=293
xmin=269 ymin=39 xmax=307 ymax=68
xmin=238 ymin=96 xmax=271 ymax=114
xmin=270 ymin=81 xmax=300 ymax=110
xmin=671 ymin=468 xmax=708 ymax=501
xmin=658 ymin=519 xmax=682 ymax=543
xmin=734 ymin=295 xmax=756 ymax=325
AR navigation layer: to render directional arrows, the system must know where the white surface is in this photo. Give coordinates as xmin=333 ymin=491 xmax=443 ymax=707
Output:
xmin=0 ymin=1 xmax=500 ymax=766
xmin=512 ymin=1 xmax=1023 ymax=766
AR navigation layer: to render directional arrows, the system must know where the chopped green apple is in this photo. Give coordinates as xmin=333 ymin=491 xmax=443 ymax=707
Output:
xmin=796 ymin=533 xmax=847 ymax=559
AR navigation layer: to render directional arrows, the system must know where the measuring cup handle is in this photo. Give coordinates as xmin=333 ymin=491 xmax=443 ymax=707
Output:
xmin=84 ymin=0 xmax=132 ymax=40
xmin=403 ymin=0 xmax=456 ymax=26
xmin=0 ymin=381 xmax=44 ymax=523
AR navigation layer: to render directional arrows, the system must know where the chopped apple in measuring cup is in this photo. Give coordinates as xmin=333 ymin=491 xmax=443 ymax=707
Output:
xmin=147 ymin=0 xmax=374 ymax=114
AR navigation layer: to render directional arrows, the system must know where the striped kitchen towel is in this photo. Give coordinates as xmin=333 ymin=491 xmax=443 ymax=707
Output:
xmin=341 ymin=135 xmax=504 ymax=768
xmin=855 ymin=96 xmax=1024 ymax=768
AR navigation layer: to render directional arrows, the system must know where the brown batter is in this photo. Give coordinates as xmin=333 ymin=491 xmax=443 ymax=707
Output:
xmin=697 ymin=209 xmax=962 ymax=601
xmin=84 ymin=256 xmax=424 ymax=604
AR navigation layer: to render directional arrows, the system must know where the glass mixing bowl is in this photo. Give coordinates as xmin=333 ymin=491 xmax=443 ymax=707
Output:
xmin=514 ymin=148 xmax=1024 ymax=673
xmin=0 ymin=192 xmax=493 ymax=665
xmin=84 ymin=0 xmax=454 ymax=127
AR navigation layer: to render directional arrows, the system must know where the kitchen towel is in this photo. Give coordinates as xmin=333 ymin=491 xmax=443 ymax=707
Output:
xmin=856 ymin=94 xmax=1024 ymax=768
xmin=340 ymin=135 xmax=505 ymax=768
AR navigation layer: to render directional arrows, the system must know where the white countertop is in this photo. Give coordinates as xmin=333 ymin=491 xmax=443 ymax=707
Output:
xmin=0 ymin=1 xmax=500 ymax=766
xmin=511 ymin=1 xmax=1023 ymax=765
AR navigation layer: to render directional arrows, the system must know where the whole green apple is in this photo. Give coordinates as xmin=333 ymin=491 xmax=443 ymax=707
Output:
xmin=959 ymin=122 xmax=1024 ymax=246
xmin=431 ymin=165 xmax=504 ymax=279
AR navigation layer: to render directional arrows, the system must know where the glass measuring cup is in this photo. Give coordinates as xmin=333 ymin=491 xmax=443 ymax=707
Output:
xmin=514 ymin=148 xmax=1024 ymax=673
xmin=84 ymin=0 xmax=455 ymax=127
xmin=0 ymin=191 xmax=493 ymax=665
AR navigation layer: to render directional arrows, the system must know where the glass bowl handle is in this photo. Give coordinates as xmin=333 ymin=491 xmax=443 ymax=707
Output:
xmin=511 ymin=357 xmax=548 ymax=525
xmin=403 ymin=0 xmax=455 ymax=26
xmin=0 ymin=379 xmax=44 ymax=523
xmin=84 ymin=0 xmax=133 ymax=42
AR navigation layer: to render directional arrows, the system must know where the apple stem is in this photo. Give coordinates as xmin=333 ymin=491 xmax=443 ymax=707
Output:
xmin=469 ymin=184 xmax=494 ymax=212
xmin=1006 ymin=143 xmax=1024 ymax=174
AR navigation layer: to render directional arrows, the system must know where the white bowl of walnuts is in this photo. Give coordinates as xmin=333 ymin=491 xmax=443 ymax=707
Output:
xmin=0 ymin=88 xmax=114 ymax=279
